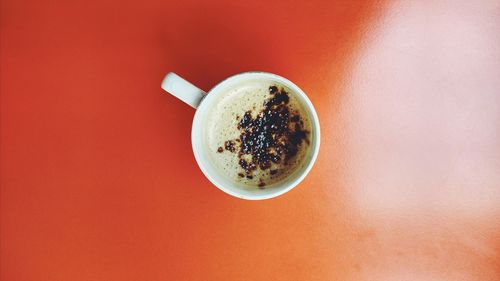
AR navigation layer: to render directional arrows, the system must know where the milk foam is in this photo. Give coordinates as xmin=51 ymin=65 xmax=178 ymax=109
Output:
xmin=207 ymin=81 xmax=312 ymax=188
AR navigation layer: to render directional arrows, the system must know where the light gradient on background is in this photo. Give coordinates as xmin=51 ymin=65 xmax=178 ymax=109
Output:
xmin=1 ymin=0 xmax=499 ymax=280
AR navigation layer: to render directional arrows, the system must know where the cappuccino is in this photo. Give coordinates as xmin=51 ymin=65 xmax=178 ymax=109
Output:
xmin=206 ymin=81 xmax=312 ymax=188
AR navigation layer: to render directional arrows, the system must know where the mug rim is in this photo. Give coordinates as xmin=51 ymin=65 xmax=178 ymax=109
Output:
xmin=191 ymin=71 xmax=320 ymax=200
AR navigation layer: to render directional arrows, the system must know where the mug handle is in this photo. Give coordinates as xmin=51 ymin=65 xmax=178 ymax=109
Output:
xmin=161 ymin=72 xmax=207 ymax=109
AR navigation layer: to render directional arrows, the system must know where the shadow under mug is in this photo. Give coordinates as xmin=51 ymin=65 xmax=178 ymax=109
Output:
xmin=161 ymin=72 xmax=320 ymax=200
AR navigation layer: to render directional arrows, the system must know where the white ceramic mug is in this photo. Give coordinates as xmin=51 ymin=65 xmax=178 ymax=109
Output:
xmin=161 ymin=72 xmax=320 ymax=200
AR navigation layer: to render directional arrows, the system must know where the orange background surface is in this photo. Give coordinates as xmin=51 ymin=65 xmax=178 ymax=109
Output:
xmin=1 ymin=0 xmax=500 ymax=280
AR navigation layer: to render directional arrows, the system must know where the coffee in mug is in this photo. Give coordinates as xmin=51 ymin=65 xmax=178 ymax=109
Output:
xmin=161 ymin=72 xmax=320 ymax=200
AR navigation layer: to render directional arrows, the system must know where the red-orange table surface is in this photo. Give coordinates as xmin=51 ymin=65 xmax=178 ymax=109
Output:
xmin=1 ymin=1 xmax=500 ymax=280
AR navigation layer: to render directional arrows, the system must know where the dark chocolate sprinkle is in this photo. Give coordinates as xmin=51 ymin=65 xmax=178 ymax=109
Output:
xmin=238 ymin=111 xmax=253 ymax=129
xmin=239 ymin=159 xmax=247 ymax=169
xmin=258 ymin=181 xmax=266 ymax=188
xmin=220 ymin=85 xmax=309 ymax=183
xmin=224 ymin=140 xmax=236 ymax=152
